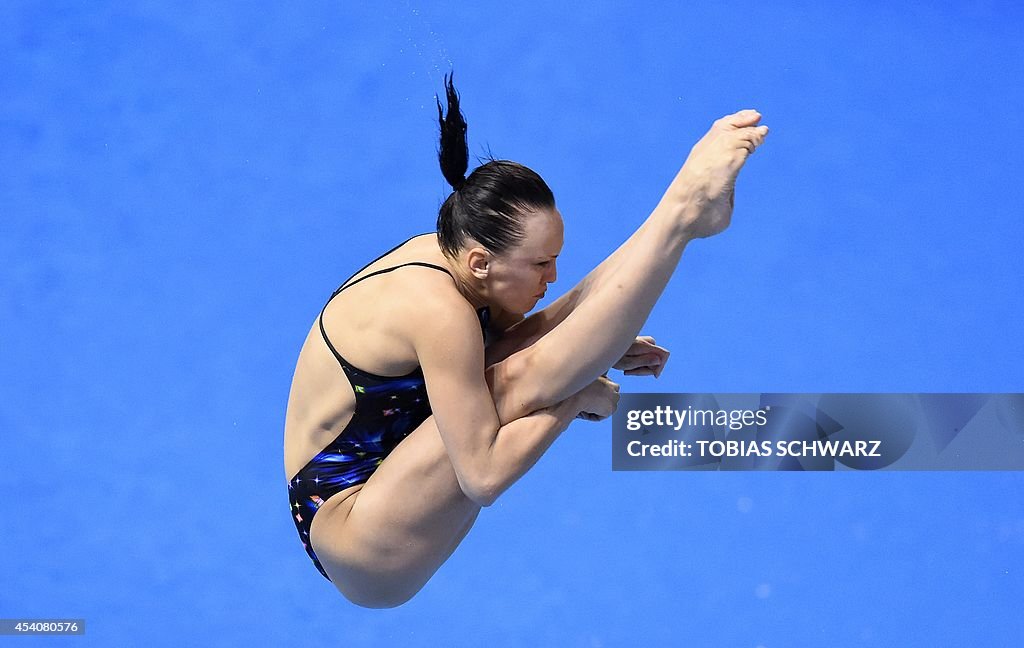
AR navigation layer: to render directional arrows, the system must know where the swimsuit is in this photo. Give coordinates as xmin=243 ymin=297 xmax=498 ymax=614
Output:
xmin=287 ymin=236 xmax=490 ymax=580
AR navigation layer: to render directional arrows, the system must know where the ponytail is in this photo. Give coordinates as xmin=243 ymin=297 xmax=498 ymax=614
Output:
xmin=436 ymin=73 xmax=468 ymax=191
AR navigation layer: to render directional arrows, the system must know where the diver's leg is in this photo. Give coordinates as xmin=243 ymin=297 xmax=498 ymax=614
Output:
xmin=489 ymin=110 xmax=769 ymax=419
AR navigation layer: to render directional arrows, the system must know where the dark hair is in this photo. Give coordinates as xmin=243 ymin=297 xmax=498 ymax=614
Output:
xmin=435 ymin=73 xmax=555 ymax=258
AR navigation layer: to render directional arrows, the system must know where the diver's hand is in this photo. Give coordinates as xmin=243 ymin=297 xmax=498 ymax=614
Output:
xmin=573 ymin=375 xmax=620 ymax=422
xmin=613 ymin=335 xmax=670 ymax=378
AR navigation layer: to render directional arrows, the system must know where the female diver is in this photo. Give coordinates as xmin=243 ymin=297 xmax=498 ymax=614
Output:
xmin=284 ymin=75 xmax=768 ymax=607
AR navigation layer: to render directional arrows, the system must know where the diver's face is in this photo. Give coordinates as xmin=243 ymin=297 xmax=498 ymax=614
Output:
xmin=488 ymin=208 xmax=563 ymax=315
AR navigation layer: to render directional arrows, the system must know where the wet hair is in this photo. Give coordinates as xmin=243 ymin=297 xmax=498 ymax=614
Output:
xmin=435 ymin=73 xmax=555 ymax=258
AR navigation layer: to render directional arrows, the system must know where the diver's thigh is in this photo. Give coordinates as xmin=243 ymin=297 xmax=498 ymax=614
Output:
xmin=309 ymin=415 xmax=480 ymax=600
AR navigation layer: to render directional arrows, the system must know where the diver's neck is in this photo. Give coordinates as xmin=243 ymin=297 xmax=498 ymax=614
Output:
xmin=442 ymin=257 xmax=489 ymax=310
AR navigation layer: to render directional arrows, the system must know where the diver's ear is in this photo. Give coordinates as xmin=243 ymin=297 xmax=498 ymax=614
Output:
xmin=466 ymin=246 xmax=490 ymax=280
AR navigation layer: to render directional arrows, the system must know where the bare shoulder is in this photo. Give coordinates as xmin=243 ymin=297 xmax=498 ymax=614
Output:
xmin=399 ymin=273 xmax=482 ymax=345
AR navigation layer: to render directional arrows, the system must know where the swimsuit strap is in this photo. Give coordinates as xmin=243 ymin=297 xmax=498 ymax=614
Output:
xmin=335 ymin=261 xmax=453 ymax=295
xmin=332 ymin=232 xmax=435 ymax=294
xmin=318 ymin=261 xmax=454 ymax=376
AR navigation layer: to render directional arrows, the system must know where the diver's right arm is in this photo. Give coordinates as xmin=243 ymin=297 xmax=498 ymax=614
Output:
xmin=410 ymin=290 xmax=617 ymax=507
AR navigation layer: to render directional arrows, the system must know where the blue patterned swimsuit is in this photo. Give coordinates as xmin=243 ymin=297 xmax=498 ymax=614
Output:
xmin=288 ymin=240 xmax=489 ymax=580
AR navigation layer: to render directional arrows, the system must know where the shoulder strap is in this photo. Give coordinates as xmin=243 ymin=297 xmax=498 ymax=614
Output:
xmin=335 ymin=261 xmax=452 ymax=295
xmin=332 ymin=232 xmax=434 ymax=294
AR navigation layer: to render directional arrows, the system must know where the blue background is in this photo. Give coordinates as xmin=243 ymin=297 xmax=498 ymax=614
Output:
xmin=2 ymin=1 xmax=1022 ymax=646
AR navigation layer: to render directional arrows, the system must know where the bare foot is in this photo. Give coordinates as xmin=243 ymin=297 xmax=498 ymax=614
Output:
xmin=670 ymin=110 xmax=769 ymax=238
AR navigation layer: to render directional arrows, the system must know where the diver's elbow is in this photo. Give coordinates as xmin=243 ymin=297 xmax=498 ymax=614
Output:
xmin=460 ymin=474 xmax=501 ymax=508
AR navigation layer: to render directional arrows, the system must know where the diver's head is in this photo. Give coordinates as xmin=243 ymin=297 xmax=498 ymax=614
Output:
xmin=435 ymin=73 xmax=562 ymax=315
